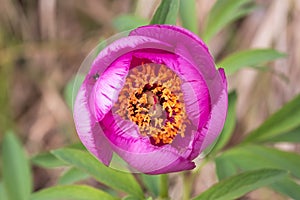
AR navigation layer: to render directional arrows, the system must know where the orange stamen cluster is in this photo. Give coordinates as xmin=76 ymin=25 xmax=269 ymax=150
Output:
xmin=113 ymin=64 xmax=188 ymax=145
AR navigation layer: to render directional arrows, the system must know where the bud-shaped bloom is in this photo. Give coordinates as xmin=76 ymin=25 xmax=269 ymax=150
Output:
xmin=74 ymin=25 xmax=228 ymax=174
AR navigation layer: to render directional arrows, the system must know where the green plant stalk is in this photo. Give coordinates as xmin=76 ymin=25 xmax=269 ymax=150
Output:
xmin=159 ymin=174 xmax=169 ymax=199
xmin=182 ymin=171 xmax=193 ymax=200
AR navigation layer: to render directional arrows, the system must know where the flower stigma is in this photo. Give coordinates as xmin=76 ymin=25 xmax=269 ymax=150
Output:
xmin=114 ymin=63 xmax=189 ymax=146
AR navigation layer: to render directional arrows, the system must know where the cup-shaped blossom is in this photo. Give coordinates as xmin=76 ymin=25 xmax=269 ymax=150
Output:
xmin=74 ymin=25 xmax=228 ymax=174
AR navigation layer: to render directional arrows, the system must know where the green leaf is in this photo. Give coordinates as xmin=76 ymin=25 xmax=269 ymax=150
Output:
xmin=193 ymin=169 xmax=287 ymax=200
xmin=265 ymin=126 xmax=300 ymax=143
xmin=31 ymin=152 xmax=67 ymax=168
xmin=0 ymin=181 xmax=8 ymax=200
xmin=271 ymin=178 xmax=300 ymax=200
xmin=31 ymin=143 xmax=86 ymax=168
xmin=52 ymin=148 xmax=144 ymax=199
xmin=218 ymin=145 xmax=300 ymax=178
xmin=30 ymin=185 xmax=116 ymax=200
xmin=217 ymin=49 xmax=286 ymax=75
xmin=243 ymin=93 xmax=300 ymax=143
xmin=140 ymin=174 xmax=160 ymax=197
xmin=202 ymin=0 xmax=255 ymax=43
xmin=113 ymin=15 xmax=148 ymax=32
xmin=215 ymin=155 xmax=238 ymax=180
xmin=179 ymin=0 xmax=198 ymax=34
xmin=58 ymin=167 xmax=90 ymax=185
xmin=2 ymin=131 xmax=32 ymax=200
xmin=150 ymin=0 xmax=179 ymax=25
xmin=210 ymin=91 xmax=237 ymax=155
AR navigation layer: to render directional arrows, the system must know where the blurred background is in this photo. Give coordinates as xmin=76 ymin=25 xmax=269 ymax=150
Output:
xmin=0 ymin=0 xmax=299 ymax=199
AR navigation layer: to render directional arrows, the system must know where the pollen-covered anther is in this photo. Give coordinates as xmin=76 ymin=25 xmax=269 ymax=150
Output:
xmin=114 ymin=64 xmax=188 ymax=145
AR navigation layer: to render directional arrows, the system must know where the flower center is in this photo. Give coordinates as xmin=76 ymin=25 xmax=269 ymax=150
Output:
xmin=114 ymin=63 xmax=188 ymax=145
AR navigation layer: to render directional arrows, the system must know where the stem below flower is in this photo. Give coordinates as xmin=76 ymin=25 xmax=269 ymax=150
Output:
xmin=182 ymin=171 xmax=192 ymax=200
xmin=159 ymin=174 xmax=169 ymax=200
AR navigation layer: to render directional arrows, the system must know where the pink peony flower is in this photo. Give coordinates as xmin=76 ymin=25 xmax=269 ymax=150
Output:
xmin=74 ymin=25 xmax=228 ymax=174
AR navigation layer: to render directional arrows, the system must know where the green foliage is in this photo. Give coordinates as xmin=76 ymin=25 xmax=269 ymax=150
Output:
xmin=2 ymin=131 xmax=32 ymax=200
xmin=215 ymin=155 xmax=238 ymax=180
xmin=113 ymin=15 xmax=148 ymax=32
xmin=216 ymin=145 xmax=300 ymax=179
xmin=193 ymin=169 xmax=287 ymax=200
xmin=0 ymin=181 xmax=8 ymax=200
xmin=266 ymin=126 xmax=300 ymax=143
xmin=217 ymin=49 xmax=286 ymax=75
xmin=202 ymin=0 xmax=255 ymax=43
xmin=31 ymin=152 xmax=68 ymax=168
xmin=215 ymin=145 xmax=300 ymax=199
xmin=179 ymin=0 xmax=198 ymax=34
xmin=58 ymin=167 xmax=90 ymax=185
xmin=52 ymin=148 xmax=144 ymax=199
xmin=31 ymin=143 xmax=85 ymax=168
xmin=30 ymin=185 xmax=117 ymax=200
xmin=243 ymin=93 xmax=300 ymax=143
xmin=150 ymin=0 xmax=179 ymax=25
xmin=271 ymin=178 xmax=300 ymax=200
xmin=140 ymin=174 xmax=160 ymax=197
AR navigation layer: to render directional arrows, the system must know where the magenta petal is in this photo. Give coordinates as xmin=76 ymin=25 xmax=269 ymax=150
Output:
xmin=189 ymin=69 xmax=228 ymax=159
xmin=130 ymin=25 xmax=224 ymax=106
xmin=74 ymin=84 xmax=113 ymax=165
xmin=147 ymin=157 xmax=196 ymax=175
xmin=200 ymin=68 xmax=228 ymax=151
xmin=131 ymin=25 xmax=228 ymax=158
xmin=87 ymin=35 xmax=173 ymax=79
xmin=101 ymin=112 xmax=194 ymax=173
xmin=89 ymin=56 xmax=130 ymax=121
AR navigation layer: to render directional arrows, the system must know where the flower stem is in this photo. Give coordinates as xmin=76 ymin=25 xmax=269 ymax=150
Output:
xmin=182 ymin=171 xmax=192 ymax=200
xmin=159 ymin=174 xmax=169 ymax=200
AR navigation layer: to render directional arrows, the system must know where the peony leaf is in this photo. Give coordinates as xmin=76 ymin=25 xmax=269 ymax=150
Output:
xmin=266 ymin=126 xmax=300 ymax=143
xmin=215 ymin=155 xmax=238 ymax=180
xmin=150 ymin=0 xmax=179 ymax=25
xmin=0 ymin=181 xmax=8 ymax=200
xmin=217 ymin=145 xmax=300 ymax=179
xmin=58 ymin=167 xmax=90 ymax=185
xmin=179 ymin=0 xmax=198 ymax=34
xmin=140 ymin=174 xmax=160 ymax=197
xmin=2 ymin=131 xmax=32 ymax=200
xmin=271 ymin=178 xmax=300 ymax=200
xmin=193 ymin=169 xmax=287 ymax=200
xmin=30 ymin=185 xmax=116 ymax=200
xmin=217 ymin=49 xmax=286 ymax=75
xmin=31 ymin=152 xmax=67 ymax=168
xmin=52 ymin=148 xmax=144 ymax=199
xmin=202 ymin=0 xmax=255 ymax=43
xmin=31 ymin=143 xmax=86 ymax=168
xmin=243 ymin=93 xmax=300 ymax=143
xmin=215 ymin=145 xmax=300 ymax=199
xmin=210 ymin=91 xmax=237 ymax=155
xmin=113 ymin=15 xmax=148 ymax=32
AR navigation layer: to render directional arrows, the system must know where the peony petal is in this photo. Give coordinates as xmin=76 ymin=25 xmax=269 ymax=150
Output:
xmin=147 ymin=157 xmax=196 ymax=175
xmin=89 ymin=55 xmax=130 ymax=121
xmin=189 ymin=68 xmax=228 ymax=159
xmin=130 ymin=25 xmax=224 ymax=106
xmin=87 ymin=35 xmax=173 ymax=80
xmin=101 ymin=112 xmax=195 ymax=174
xmin=130 ymin=25 xmax=228 ymax=159
xmin=74 ymin=83 xmax=113 ymax=165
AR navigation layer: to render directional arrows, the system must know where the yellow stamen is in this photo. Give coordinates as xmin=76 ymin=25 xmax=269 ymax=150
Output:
xmin=113 ymin=64 xmax=188 ymax=145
